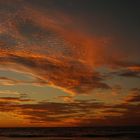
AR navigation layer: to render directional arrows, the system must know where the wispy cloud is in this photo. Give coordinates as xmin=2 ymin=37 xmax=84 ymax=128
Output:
xmin=0 ymin=90 xmax=20 ymax=95
xmin=0 ymin=96 xmax=139 ymax=126
xmin=0 ymin=0 xmax=112 ymax=94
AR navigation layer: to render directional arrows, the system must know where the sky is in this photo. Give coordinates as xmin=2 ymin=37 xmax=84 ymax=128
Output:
xmin=0 ymin=0 xmax=140 ymax=127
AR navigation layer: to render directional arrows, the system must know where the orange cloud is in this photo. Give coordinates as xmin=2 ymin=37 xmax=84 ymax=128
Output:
xmin=0 ymin=0 xmax=139 ymax=96
xmin=124 ymin=88 xmax=140 ymax=103
xmin=0 ymin=1 xmax=111 ymax=94
xmin=0 ymin=50 xmax=110 ymax=94
xmin=0 ymin=96 xmax=139 ymax=126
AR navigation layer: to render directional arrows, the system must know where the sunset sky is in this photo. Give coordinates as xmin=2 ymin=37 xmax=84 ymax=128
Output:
xmin=0 ymin=0 xmax=140 ymax=127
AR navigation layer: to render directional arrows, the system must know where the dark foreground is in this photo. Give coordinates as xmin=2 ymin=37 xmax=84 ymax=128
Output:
xmin=0 ymin=126 xmax=140 ymax=140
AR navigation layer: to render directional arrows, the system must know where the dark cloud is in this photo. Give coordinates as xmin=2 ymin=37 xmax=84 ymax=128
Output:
xmin=126 ymin=95 xmax=140 ymax=103
xmin=0 ymin=97 xmax=140 ymax=126
xmin=108 ymin=103 xmax=140 ymax=126
xmin=76 ymin=102 xmax=140 ymax=126
xmin=125 ymin=89 xmax=140 ymax=103
xmin=0 ymin=98 xmax=109 ymax=125
xmin=108 ymin=63 xmax=140 ymax=78
xmin=0 ymin=96 xmax=34 ymax=112
xmin=118 ymin=70 xmax=140 ymax=78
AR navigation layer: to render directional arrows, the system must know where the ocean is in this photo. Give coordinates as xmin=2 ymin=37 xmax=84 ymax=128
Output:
xmin=0 ymin=126 xmax=139 ymax=140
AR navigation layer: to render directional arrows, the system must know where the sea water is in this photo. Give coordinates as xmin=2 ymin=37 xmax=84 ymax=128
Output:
xmin=0 ymin=126 xmax=139 ymax=140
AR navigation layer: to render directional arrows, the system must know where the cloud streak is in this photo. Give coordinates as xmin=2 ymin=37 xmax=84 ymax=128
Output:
xmin=0 ymin=96 xmax=139 ymax=126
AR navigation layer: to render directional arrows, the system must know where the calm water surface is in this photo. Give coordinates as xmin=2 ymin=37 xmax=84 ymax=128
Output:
xmin=0 ymin=127 xmax=139 ymax=140
xmin=0 ymin=137 xmax=139 ymax=140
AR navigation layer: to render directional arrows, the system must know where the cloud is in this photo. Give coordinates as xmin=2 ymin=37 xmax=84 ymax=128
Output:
xmin=0 ymin=0 xmax=140 ymax=127
xmin=0 ymin=96 xmax=34 ymax=112
xmin=0 ymin=0 xmax=139 ymax=95
xmin=76 ymin=99 xmax=140 ymax=126
xmin=106 ymin=103 xmax=140 ymax=126
xmin=0 ymin=77 xmax=22 ymax=85
xmin=56 ymin=96 xmax=74 ymax=103
xmin=80 ymin=104 xmax=140 ymax=126
xmin=0 ymin=50 xmax=110 ymax=94
xmin=108 ymin=63 xmax=140 ymax=79
xmin=120 ymin=71 xmax=140 ymax=78
xmin=0 ymin=96 xmax=110 ymax=126
xmin=0 ymin=0 xmax=111 ymax=94
xmin=0 ymin=97 xmax=33 ymax=103
xmin=0 ymin=91 xmax=139 ymax=126
xmin=118 ymin=70 xmax=140 ymax=78
xmin=0 ymin=90 xmax=20 ymax=95
xmin=124 ymin=88 xmax=140 ymax=103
